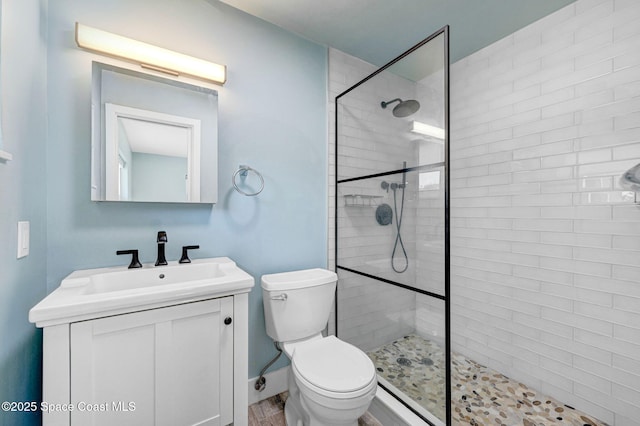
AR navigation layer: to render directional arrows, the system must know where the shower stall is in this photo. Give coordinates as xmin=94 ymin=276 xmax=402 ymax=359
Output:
xmin=332 ymin=4 xmax=639 ymax=424
xmin=334 ymin=27 xmax=450 ymax=425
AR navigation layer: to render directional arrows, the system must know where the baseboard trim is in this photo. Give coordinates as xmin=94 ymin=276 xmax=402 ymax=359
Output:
xmin=248 ymin=366 xmax=289 ymax=405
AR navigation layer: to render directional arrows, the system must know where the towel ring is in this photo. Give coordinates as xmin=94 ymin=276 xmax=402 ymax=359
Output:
xmin=232 ymin=165 xmax=264 ymax=196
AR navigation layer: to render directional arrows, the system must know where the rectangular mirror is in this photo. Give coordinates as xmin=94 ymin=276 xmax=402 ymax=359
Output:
xmin=91 ymin=62 xmax=218 ymax=203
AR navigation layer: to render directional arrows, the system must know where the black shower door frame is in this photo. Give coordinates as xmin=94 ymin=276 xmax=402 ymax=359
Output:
xmin=334 ymin=25 xmax=451 ymax=426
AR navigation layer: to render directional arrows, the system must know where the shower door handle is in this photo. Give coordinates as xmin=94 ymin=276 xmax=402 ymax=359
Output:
xmin=271 ymin=294 xmax=288 ymax=301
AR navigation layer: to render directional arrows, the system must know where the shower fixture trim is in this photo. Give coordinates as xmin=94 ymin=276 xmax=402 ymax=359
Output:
xmin=380 ymin=98 xmax=421 ymax=117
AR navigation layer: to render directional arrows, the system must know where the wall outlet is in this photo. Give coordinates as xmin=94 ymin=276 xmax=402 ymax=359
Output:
xmin=17 ymin=221 xmax=30 ymax=259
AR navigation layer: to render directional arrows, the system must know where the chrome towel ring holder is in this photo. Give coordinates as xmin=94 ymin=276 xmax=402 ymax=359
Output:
xmin=232 ymin=165 xmax=264 ymax=196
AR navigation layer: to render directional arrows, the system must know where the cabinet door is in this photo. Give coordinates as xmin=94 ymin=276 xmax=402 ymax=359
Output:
xmin=70 ymin=297 xmax=233 ymax=426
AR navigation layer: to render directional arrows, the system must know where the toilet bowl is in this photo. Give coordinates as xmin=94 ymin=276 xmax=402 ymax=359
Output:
xmin=287 ymin=336 xmax=377 ymax=426
xmin=261 ymin=269 xmax=377 ymax=426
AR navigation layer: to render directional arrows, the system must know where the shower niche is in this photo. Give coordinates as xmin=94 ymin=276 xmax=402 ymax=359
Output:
xmin=335 ymin=27 xmax=450 ymax=425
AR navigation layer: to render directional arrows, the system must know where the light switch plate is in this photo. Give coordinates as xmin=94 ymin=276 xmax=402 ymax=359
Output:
xmin=17 ymin=221 xmax=30 ymax=259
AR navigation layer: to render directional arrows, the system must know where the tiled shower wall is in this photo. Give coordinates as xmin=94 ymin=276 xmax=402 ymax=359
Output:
xmin=327 ymin=47 xmax=370 ymax=337
xmin=329 ymin=47 xmax=448 ymax=351
xmin=330 ymin=0 xmax=640 ymax=423
xmin=450 ymin=0 xmax=640 ymax=424
xmin=329 ymin=48 xmax=417 ymax=350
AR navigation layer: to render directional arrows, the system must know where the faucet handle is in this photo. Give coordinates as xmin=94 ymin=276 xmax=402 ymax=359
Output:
xmin=179 ymin=245 xmax=200 ymax=264
xmin=117 ymin=249 xmax=142 ymax=269
xmin=157 ymin=231 xmax=168 ymax=243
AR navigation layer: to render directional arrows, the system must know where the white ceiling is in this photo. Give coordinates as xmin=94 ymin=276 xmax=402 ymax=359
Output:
xmin=119 ymin=118 xmax=189 ymax=158
xmin=215 ymin=0 xmax=577 ymax=66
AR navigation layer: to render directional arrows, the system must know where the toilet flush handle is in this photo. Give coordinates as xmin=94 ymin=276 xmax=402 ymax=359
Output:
xmin=271 ymin=293 xmax=288 ymax=301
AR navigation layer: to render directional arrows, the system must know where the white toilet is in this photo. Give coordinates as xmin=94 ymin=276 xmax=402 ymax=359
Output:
xmin=261 ymin=268 xmax=377 ymax=426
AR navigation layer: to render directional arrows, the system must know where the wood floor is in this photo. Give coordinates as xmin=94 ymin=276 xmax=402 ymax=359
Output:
xmin=248 ymin=392 xmax=383 ymax=426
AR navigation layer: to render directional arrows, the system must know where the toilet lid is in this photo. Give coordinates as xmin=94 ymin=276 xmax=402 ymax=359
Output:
xmin=291 ymin=336 xmax=375 ymax=393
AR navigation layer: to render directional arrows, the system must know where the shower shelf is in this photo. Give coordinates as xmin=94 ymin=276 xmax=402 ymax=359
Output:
xmin=343 ymin=194 xmax=383 ymax=207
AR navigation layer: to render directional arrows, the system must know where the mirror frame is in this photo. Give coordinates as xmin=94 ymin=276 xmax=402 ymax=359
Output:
xmin=91 ymin=61 xmax=218 ymax=203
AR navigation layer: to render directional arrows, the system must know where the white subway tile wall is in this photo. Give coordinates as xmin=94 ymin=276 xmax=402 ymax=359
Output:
xmin=330 ymin=43 xmax=448 ymax=351
xmin=450 ymin=0 xmax=640 ymax=424
xmin=329 ymin=48 xmax=421 ymax=350
xmin=330 ymin=0 xmax=639 ymax=423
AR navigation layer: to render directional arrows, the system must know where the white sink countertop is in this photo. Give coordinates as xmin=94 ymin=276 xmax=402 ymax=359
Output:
xmin=30 ymin=257 xmax=254 ymax=327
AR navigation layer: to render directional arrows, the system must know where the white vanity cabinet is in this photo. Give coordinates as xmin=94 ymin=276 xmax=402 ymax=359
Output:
xmin=70 ymin=297 xmax=233 ymax=426
xmin=30 ymin=257 xmax=254 ymax=426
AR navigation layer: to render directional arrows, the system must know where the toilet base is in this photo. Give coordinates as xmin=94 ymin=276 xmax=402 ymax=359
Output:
xmin=284 ymin=396 xmax=305 ymax=426
xmin=284 ymin=367 xmax=371 ymax=426
xmin=285 ymin=390 xmax=360 ymax=426
xmin=284 ymin=372 xmax=309 ymax=426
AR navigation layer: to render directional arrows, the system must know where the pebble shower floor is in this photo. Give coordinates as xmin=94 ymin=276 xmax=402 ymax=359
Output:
xmin=367 ymin=334 xmax=608 ymax=426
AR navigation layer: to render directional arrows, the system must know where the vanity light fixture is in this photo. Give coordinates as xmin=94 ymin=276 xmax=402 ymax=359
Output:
xmin=410 ymin=120 xmax=445 ymax=140
xmin=75 ymin=23 xmax=226 ymax=85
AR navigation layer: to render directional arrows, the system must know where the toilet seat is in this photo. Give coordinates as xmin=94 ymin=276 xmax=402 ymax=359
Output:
xmin=291 ymin=336 xmax=376 ymax=399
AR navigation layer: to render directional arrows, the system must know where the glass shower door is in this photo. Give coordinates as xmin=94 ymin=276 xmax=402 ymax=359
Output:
xmin=335 ymin=27 xmax=450 ymax=425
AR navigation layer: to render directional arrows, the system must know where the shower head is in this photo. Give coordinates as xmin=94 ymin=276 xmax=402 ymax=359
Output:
xmin=380 ymin=98 xmax=420 ymax=117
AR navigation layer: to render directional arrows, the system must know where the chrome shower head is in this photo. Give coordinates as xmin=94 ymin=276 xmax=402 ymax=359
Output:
xmin=380 ymin=98 xmax=420 ymax=117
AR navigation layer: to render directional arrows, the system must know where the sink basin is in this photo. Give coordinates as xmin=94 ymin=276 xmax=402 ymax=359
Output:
xmin=85 ymin=262 xmax=224 ymax=294
xmin=29 ymin=257 xmax=254 ymax=327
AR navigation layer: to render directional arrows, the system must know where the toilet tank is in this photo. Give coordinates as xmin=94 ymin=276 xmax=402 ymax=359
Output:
xmin=261 ymin=268 xmax=337 ymax=343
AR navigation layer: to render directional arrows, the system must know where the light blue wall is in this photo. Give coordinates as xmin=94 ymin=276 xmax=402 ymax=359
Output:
xmin=46 ymin=0 xmax=327 ymax=382
xmin=0 ymin=2 xmax=327 ymax=422
xmin=0 ymin=1 xmax=48 ymax=425
xmin=131 ymin=152 xmax=188 ymax=202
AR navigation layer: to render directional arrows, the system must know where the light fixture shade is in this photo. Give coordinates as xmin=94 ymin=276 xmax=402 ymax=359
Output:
xmin=75 ymin=23 xmax=226 ymax=85
xmin=410 ymin=120 xmax=445 ymax=139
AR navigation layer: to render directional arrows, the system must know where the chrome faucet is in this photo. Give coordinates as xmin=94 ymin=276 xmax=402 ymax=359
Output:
xmin=155 ymin=231 xmax=168 ymax=266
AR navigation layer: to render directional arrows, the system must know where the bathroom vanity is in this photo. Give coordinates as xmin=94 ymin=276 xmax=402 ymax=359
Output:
xmin=29 ymin=257 xmax=254 ymax=426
